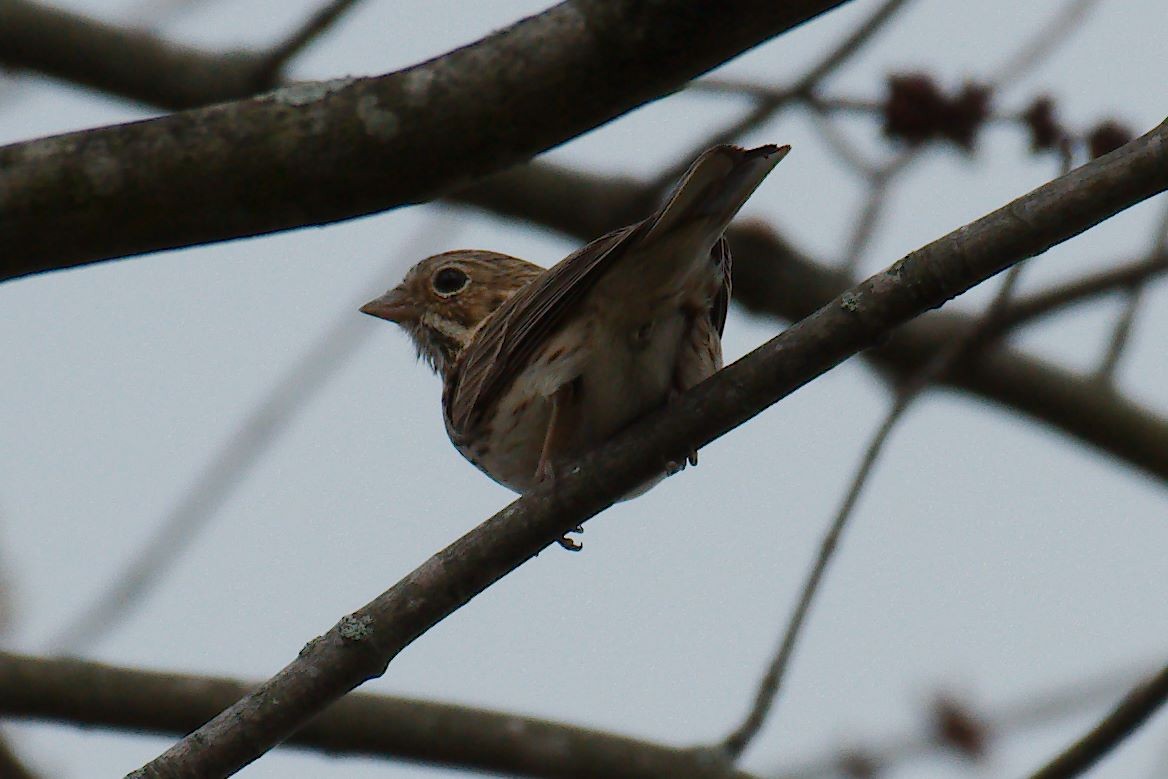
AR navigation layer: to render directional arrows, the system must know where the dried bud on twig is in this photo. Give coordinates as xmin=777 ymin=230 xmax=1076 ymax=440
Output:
xmin=932 ymin=694 xmax=989 ymax=760
xmin=883 ymin=73 xmax=991 ymax=151
xmin=1021 ymin=95 xmax=1065 ymax=152
xmin=1088 ymin=120 xmax=1134 ymax=158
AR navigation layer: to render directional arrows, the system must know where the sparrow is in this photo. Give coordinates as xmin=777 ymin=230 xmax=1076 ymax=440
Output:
xmin=362 ymin=144 xmax=788 ymax=545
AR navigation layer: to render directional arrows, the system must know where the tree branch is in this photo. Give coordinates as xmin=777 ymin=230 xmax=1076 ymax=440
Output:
xmin=128 ymin=119 xmax=1168 ymax=777
xmin=0 ymin=652 xmax=754 ymax=779
xmin=0 ymin=0 xmax=274 ymax=109
xmin=0 ymin=0 xmax=849 ymax=280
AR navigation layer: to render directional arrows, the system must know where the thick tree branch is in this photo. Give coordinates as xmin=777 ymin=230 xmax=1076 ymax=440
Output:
xmin=128 ymin=120 xmax=1168 ymax=777
xmin=0 ymin=0 xmax=849 ymax=280
xmin=0 ymin=0 xmax=274 ymax=108
xmin=0 ymin=652 xmax=753 ymax=779
xmin=454 ymin=164 xmax=1168 ymax=484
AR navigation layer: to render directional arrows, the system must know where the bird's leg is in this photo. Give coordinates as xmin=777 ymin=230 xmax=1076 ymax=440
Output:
xmin=535 ymin=382 xmax=576 ymax=483
xmin=536 ymin=381 xmax=584 ymax=551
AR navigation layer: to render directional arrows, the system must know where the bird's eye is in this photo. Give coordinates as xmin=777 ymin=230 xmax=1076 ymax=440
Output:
xmin=432 ymin=266 xmax=470 ymax=296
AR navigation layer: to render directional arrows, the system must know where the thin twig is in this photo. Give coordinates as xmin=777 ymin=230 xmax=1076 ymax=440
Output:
xmin=989 ymin=0 xmax=1105 ymax=89
xmin=839 ymin=165 xmax=891 ymax=272
xmin=257 ymin=0 xmax=364 ymax=77
xmin=1095 ymin=283 xmax=1147 ymax=383
xmin=634 ymin=0 xmax=912 ymax=103
xmin=1094 ymin=200 xmax=1168 ymax=385
xmin=792 ymin=0 xmax=913 ymax=92
xmin=661 ymin=0 xmax=910 ymax=192
xmin=46 ymin=213 xmax=458 ymax=652
xmin=839 ymin=150 xmax=917 ymax=273
xmin=719 ymin=393 xmax=908 ymax=760
xmin=804 ymin=98 xmax=882 ymax=177
xmin=1027 ymin=661 xmax=1168 ymax=779
xmin=721 ymin=261 xmax=1029 ymax=760
xmin=989 ymin=253 xmax=1168 ymax=338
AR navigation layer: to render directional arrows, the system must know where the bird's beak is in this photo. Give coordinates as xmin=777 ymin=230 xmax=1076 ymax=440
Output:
xmin=360 ymin=286 xmax=416 ymax=323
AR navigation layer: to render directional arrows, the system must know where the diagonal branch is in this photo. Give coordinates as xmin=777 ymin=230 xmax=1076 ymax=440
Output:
xmin=0 ymin=652 xmax=756 ymax=779
xmin=129 ymin=119 xmax=1168 ymax=778
xmin=0 ymin=0 xmax=850 ymax=281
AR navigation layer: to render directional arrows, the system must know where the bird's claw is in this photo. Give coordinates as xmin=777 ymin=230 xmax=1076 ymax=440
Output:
xmin=664 ymin=389 xmax=699 ymax=471
xmin=665 ymin=447 xmax=699 ymax=476
xmin=557 ymin=527 xmax=584 ymax=551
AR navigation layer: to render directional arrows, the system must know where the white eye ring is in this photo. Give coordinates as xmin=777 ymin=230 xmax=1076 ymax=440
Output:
xmin=432 ymin=266 xmax=470 ymax=296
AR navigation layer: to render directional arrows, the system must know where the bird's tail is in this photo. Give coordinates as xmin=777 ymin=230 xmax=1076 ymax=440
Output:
xmin=644 ymin=143 xmax=790 ymax=243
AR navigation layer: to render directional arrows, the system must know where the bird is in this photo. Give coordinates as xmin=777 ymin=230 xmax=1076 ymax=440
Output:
xmin=361 ymin=143 xmax=788 ymax=545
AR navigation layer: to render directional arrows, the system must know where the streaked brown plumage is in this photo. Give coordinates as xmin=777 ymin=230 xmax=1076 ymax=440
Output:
xmin=363 ymin=144 xmax=789 ymax=516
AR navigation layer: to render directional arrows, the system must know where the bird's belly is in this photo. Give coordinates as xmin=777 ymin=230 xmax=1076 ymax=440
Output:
xmin=458 ymin=393 xmax=553 ymax=493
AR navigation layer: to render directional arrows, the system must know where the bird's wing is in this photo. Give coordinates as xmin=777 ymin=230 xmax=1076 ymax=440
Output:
xmin=445 ymin=221 xmax=646 ymax=436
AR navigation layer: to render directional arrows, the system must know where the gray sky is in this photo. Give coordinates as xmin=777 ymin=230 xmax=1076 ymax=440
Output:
xmin=1 ymin=0 xmax=1166 ymax=776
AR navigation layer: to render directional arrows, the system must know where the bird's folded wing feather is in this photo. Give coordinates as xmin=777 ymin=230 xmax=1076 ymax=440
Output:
xmin=445 ymin=221 xmax=647 ymax=435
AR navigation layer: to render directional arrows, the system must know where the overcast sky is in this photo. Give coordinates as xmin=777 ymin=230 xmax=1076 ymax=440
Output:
xmin=2 ymin=0 xmax=1166 ymax=777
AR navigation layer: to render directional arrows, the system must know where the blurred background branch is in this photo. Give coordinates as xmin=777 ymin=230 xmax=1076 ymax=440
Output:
xmin=0 ymin=0 xmax=367 ymax=108
xmin=0 ymin=651 xmax=759 ymax=779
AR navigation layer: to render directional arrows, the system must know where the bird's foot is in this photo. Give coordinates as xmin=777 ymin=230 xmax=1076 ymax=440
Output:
xmin=664 ymin=388 xmax=699 ymax=472
xmin=556 ymin=526 xmax=584 ymax=552
xmin=534 ymin=460 xmax=583 ymax=551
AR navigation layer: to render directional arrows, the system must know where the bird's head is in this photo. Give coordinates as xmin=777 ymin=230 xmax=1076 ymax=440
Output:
xmin=361 ymin=250 xmax=542 ymax=377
